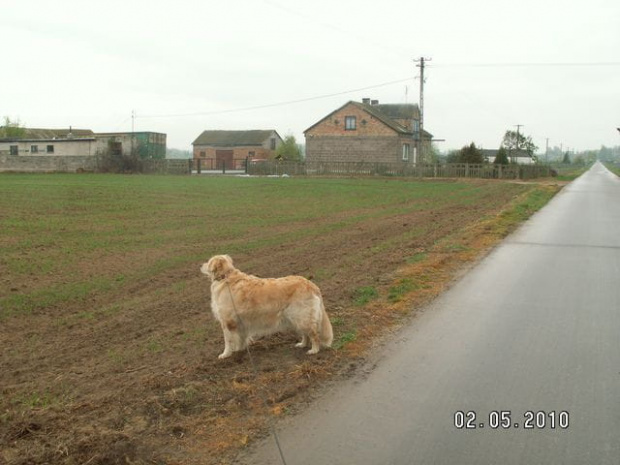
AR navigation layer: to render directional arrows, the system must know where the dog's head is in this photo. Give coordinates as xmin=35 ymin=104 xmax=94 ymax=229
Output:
xmin=201 ymin=255 xmax=234 ymax=281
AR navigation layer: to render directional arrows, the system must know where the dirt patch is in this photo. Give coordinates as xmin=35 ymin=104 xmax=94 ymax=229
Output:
xmin=0 ymin=179 xmax=560 ymax=465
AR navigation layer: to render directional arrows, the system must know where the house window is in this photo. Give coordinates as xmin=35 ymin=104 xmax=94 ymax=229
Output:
xmin=345 ymin=116 xmax=357 ymax=131
xmin=270 ymin=138 xmax=276 ymax=150
xmin=200 ymin=151 xmax=206 ymax=158
xmin=31 ymin=145 xmax=39 ymax=154
xmin=402 ymin=143 xmax=410 ymax=161
xmin=10 ymin=145 xmax=18 ymax=155
xmin=249 ymin=151 xmax=255 ymax=157
xmin=46 ymin=145 xmax=54 ymax=154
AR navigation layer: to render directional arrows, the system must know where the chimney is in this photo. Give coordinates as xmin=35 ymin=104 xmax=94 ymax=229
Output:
xmin=362 ymin=98 xmax=371 ymax=105
xmin=371 ymin=99 xmax=379 ymax=106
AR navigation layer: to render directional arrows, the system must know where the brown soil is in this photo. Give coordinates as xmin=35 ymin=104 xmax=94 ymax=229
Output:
xmin=0 ymin=182 xmax=558 ymax=465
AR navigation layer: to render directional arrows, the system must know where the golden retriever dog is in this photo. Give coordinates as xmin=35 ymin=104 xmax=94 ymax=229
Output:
xmin=201 ymin=255 xmax=333 ymax=359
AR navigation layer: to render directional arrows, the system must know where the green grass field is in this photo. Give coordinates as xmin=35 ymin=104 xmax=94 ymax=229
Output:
xmin=603 ymin=162 xmax=620 ymax=177
xmin=1 ymin=173 xmax=535 ymax=319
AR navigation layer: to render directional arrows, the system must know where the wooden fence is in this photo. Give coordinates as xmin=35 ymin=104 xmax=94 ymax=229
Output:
xmin=247 ymin=160 xmax=553 ymax=180
xmin=135 ymin=159 xmax=553 ymax=179
xmin=142 ymin=159 xmax=193 ymax=175
xmin=192 ymin=158 xmax=248 ymax=172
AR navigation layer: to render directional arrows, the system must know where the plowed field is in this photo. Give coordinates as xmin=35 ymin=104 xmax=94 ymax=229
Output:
xmin=0 ymin=174 xmax=559 ymax=464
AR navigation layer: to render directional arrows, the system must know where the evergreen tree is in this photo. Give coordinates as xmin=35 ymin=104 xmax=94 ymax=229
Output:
xmin=493 ymin=146 xmax=509 ymax=165
xmin=562 ymin=152 xmax=571 ymax=164
xmin=459 ymin=142 xmax=484 ymax=164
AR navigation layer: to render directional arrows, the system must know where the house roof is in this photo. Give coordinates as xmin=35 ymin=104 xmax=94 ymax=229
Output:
xmin=192 ymin=130 xmax=280 ymax=147
xmin=304 ymin=101 xmax=433 ymax=138
xmin=481 ymin=149 xmax=532 ymax=158
xmin=96 ymin=132 xmax=166 ymax=137
xmin=372 ymin=104 xmax=421 ymax=121
xmin=24 ymin=128 xmax=95 ymax=139
xmin=0 ymin=127 xmax=96 ymax=142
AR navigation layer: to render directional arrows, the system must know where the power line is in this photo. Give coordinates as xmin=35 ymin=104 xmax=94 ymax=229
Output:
xmin=432 ymin=62 xmax=620 ymax=68
xmin=137 ymin=77 xmax=412 ymax=119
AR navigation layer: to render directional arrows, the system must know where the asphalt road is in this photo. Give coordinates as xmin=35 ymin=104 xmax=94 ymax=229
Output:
xmin=238 ymin=162 xmax=620 ymax=465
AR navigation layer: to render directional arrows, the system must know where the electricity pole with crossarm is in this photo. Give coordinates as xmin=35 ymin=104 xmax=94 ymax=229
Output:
xmin=414 ymin=57 xmax=432 ymax=163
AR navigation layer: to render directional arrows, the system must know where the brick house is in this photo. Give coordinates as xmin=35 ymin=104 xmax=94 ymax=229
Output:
xmin=192 ymin=130 xmax=282 ymax=170
xmin=304 ymin=99 xmax=433 ymax=165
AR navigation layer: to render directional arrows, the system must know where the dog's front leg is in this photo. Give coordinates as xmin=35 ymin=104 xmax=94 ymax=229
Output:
xmin=219 ymin=321 xmax=237 ymax=359
xmin=295 ymin=335 xmax=308 ymax=348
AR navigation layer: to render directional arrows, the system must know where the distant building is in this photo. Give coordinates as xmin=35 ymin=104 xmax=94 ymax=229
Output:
xmin=192 ymin=130 xmax=282 ymax=170
xmin=96 ymin=132 xmax=167 ymax=159
xmin=0 ymin=128 xmax=166 ymax=159
xmin=304 ymin=99 xmax=433 ymax=165
xmin=482 ymin=149 xmax=535 ymax=165
xmin=0 ymin=128 xmax=97 ymax=157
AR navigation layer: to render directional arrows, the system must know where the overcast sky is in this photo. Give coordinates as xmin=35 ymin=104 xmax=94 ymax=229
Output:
xmin=2 ymin=0 xmax=619 ymax=153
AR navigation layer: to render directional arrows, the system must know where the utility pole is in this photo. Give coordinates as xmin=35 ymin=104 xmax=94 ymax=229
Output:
xmin=515 ymin=125 xmax=523 ymax=149
xmin=131 ymin=110 xmax=136 ymax=156
xmin=514 ymin=124 xmax=523 ymax=164
xmin=414 ymin=57 xmax=431 ymax=164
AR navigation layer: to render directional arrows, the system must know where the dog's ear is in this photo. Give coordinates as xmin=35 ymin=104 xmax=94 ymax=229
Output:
xmin=212 ymin=257 xmax=222 ymax=275
xmin=214 ymin=255 xmax=229 ymax=280
xmin=224 ymin=254 xmax=233 ymax=265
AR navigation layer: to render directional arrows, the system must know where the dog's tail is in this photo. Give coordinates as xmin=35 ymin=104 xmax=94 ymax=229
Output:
xmin=319 ymin=297 xmax=333 ymax=348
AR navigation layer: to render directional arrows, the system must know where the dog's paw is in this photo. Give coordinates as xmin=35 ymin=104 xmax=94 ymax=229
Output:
xmin=218 ymin=352 xmax=232 ymax=359
xmin=295 ymin=341 xmax=306 ymax=348
xmin=306 ymin=348 xmax=319 ymax=355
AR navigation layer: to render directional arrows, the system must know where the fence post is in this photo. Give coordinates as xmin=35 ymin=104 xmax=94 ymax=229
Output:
xmin=197 ymin=158 xmax=201 ymax=174
xmin=188 ymin=159 xmax=193 ymax=174
xmin=222 ymin=161 xmax=226 ymax=174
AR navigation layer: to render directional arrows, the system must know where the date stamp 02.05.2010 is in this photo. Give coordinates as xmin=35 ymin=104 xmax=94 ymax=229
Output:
xmin=454 ymin=410 xmax=569 ymax=430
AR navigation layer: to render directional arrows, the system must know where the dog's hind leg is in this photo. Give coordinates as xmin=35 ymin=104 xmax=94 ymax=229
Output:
xmin=295 ymin=335 xmax=308 ymax=348
xmin=307 ymin=329 xmax=320 ymax=355
xmin=306 ymin=295 xmax=325 ymax=354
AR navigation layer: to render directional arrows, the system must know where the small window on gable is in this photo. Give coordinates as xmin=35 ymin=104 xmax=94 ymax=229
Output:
xmin=345 ymin=116 xmax=357 ymax=131
xmin=402 ymin=143 xmax=410 ymax=161
xmin=270 ymin=138 xmax=276 ymax=150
